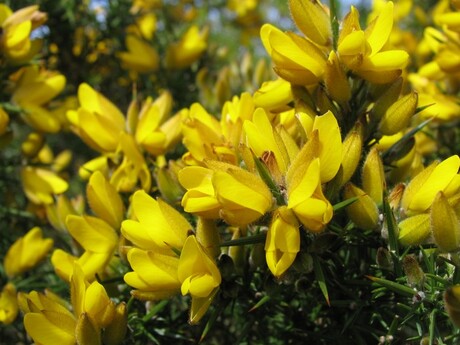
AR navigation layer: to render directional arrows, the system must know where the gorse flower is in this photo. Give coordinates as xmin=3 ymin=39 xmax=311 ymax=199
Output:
xmin=4 ymin=227 xmax=53 ymax=278
xmin=0 ymin=4 xmax=46 ymax=62
xmin=122 ymin=190 xmax=221 ymax=323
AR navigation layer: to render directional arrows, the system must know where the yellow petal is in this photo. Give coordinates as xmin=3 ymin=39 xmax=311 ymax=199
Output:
xmin=87 ymin=171 xmax=125 ymax=229
xmin=288 ymin=0 xmax=332 ymax=46
xmin=24 ymin=313 xmax=76 ymax=345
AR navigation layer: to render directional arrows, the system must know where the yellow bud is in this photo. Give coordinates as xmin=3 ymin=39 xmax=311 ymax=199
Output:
xmin=431 ymin=191 xmax=460 ymax=252
xmin=370 ymin=77 xmax=403 ymax=121
xmin=155 ymin=164 xmax=184 ymax=204
xmin=344 ymin=183 xmax=380 ymax=230
xmin=288 ymin=0 xmax=332 ymax=46
xmin=340 ymin=122 xmax=363 ymax=186
xmin=362 ymin=147 xmax=385 ymax=205
xmin=398 ymin=213 xmax=431 ymax=246
xmin=21 ymin=132 xmax=45 ymax=158
xmin=379 ymin=91 xmax=418 ymax=135
xmin=325 ymin=51 xmax=351 ymax=105
xmin=126 ymin=98 xmax=139 ymax=135
xmin=79 ymin=156 xmax=109 ymax=180
xmin=102 ymin=303 xmax=128 ymax=345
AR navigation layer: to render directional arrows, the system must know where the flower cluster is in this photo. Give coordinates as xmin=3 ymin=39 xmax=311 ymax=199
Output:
xmin=2 ymin=0 xmax=460 ymax=344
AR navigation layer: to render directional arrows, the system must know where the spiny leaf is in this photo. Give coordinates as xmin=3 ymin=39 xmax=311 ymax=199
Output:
xmin=366 ymin=275 xmax=417 ymax=297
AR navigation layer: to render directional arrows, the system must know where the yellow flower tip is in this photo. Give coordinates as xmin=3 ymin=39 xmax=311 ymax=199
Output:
xmin=265 ymin=206 xmax=300 ymax=277
xmin=431 ymin=191 xmax=460 ymax=252
xmin=344 ymin=183 xmax=380 ymax=230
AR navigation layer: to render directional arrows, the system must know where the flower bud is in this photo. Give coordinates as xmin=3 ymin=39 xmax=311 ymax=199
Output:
xmin=362 ymin=147 xmax=385 ymax=205
xmin=379 ymin=91 xmax=418 ymax=135
xmin=398 ymin=213 xmax=431 ymax=246
xmin=402 ymin=254 xmax=425 ymax=288
xmin=344 ymin=183 xmax=380 ymax=230
xmin=102 ymin=303 xmax=128 ymax=345
xmin=21 ymin=132 xmax=45 ymax=158
xmin=76 ymin=313 xmax=101 ymax=345
xmin=431 ymin=191 xmax=460 ymax=252
xmin=325 ymin=51 xmax=351 ymax=105
xmin=265 ymin=206 xmax=300 ymax=277
xmin=371 ymin=77 xmax=403 ymax=121
xmin=376 ymin=247 xmax=394 ymax=271
xmin=288 ymin=0 xmax=332 ymax=46
xmin=339 ymin=122 xmax=363 ymax=186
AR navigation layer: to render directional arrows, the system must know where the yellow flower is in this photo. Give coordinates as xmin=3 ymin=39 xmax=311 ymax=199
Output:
xmin=21 ymin=166 xmax=68 ymax=205
xmin=20 ymin=264 xmax=125 ymax=345
xmin=253 ymin=78 xmax=293 ymax=112
xmin=401 ymin=155 xmax=460 ymax=215
xmin=4 ymin=227 xmax=53 ymax=278
xmin=337 ymin=2 xmax=409 ymax=83
xmin=51 ymin=215 xmax=118 ymax=282
xmin=166 ymin=25 xmax=209 ymax=69
xmin=244 ymin=107 xmax=290 ymax=174
xmin=0 ymin=283 xmax=18 ymax=325
xmin=179 ymin=161 xmax=273 ymax=226
xmin=178 ymin=235 xmax=221 ymax=324
xmin=124 ymin=248 xmax=181 ymax=301
xmin=431 ymin=191 xmax=460 ymax=252
xmin=0 ymin=4 xmax=46 ymax=62
xmin=179 ymin=166 xmax=222 ymax=219
xmin=208 ymin=161 xmax=273 ymax=226
xmin=117 ymin=34 xmax=159 ymax=73
xmin=265 ymin=206 xmax=300 ymax=277
xmin=70 ymin=264 xmax=116 ymax=329
xmin=22 ymin=291 xmax=77 ymax=345
xmin=178 ymin=235 xmax=221 ymax=298
xmin=220 ymin=92 xmax=255 ymax=149
xmin=260 ymin=23 xmax=327 ymax=85
xmin=133 ymin=91 xmax=182 ymax=156
xmin=287 ymin=156 xmax=333 ymax=232
xmin=110 ymin=133 xmax=152 ymax=193
xmin=10 ymin=66 xmax=66 ymax=133
xmin=121 ymin=190 xmax=191 ymax=252
xmin=181 ymin=103 xmax=235 ymax=165
xmin=67 ymin=83 xmax=125 ymax=153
